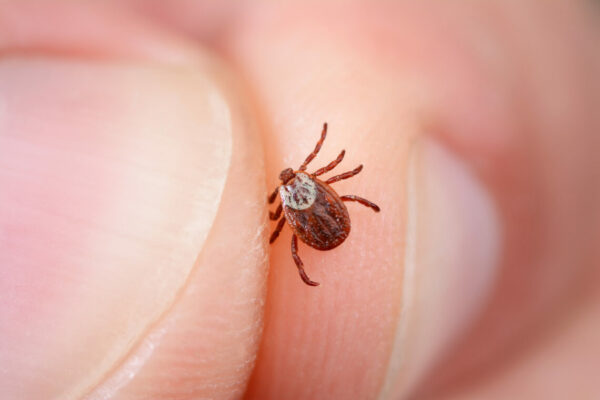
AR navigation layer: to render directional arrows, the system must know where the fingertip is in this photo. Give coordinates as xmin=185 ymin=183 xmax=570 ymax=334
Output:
xmin=0 ymin=4 xmax=267 ymax=399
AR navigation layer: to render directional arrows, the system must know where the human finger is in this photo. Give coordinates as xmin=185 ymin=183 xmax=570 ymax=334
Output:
xmin=0 ymin=3 xmax=267 ymax=399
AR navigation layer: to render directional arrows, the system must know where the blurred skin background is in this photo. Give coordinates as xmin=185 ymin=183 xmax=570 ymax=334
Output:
xmin=0 ymin=1 xmax=599 ymax=399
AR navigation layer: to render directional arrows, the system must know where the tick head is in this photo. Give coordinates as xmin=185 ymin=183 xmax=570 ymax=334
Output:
xmin=279 ymin=168 xmax=295 ymax=184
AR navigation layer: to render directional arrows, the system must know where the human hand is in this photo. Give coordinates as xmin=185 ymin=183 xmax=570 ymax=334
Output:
xmin=1 ymin=1 xmax=599 ymax=399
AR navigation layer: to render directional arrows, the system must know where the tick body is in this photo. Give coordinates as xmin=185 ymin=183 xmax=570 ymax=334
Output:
xmin=268 ymin=123 xmax=380 ymax=286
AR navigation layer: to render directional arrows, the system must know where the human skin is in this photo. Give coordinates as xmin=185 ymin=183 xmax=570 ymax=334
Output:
xmin=0 ymin=1 xmax=598 ymax=399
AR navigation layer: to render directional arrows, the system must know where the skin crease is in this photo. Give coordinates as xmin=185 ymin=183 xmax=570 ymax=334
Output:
xmin=0 ymin=1 xmax=598 ymax=400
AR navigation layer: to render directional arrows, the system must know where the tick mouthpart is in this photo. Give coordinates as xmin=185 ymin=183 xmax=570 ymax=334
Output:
xmin=279 ymin=167 xmax=295 ymax=184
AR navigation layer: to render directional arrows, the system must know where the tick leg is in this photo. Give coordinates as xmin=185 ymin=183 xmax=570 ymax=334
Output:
xmin=325 ymin=164 xmax=363 ymax=184
xmin=299 ymin=122 xmax=327 ymax=171
xmin=291 ymin=235 xmax=320 ymax=286
xmin=268 ymin=186 xmax=279 ymax=204
xmin=269 ymin=202 xmax=283 ymax=220
xmin=269 ymin=216 xmax=287 ymax=244
xmin=340 ymin=195 xmax=380 ymax=212
xmin=313 ymin=149 xmax=345 ymax=176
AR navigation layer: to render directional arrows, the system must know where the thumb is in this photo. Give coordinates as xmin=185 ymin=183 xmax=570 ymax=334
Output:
xmin=0 ymin=3 xmax=266 ymax=399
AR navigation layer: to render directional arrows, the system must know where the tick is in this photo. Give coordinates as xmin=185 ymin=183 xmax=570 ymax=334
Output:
xmin=268 ymin=122 xmax=380 ymax=286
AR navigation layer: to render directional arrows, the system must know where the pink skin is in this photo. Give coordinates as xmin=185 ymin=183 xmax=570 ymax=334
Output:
xmin=0 ymin=2 xmax=599 ymax=400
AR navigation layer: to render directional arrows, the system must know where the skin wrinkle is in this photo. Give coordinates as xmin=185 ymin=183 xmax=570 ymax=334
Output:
xmin=86 ymin=327 xmax=167 ymax=400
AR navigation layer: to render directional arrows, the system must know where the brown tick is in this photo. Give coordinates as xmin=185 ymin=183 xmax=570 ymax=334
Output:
xmin=268 ymin=123 xmax=380 ymax=286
